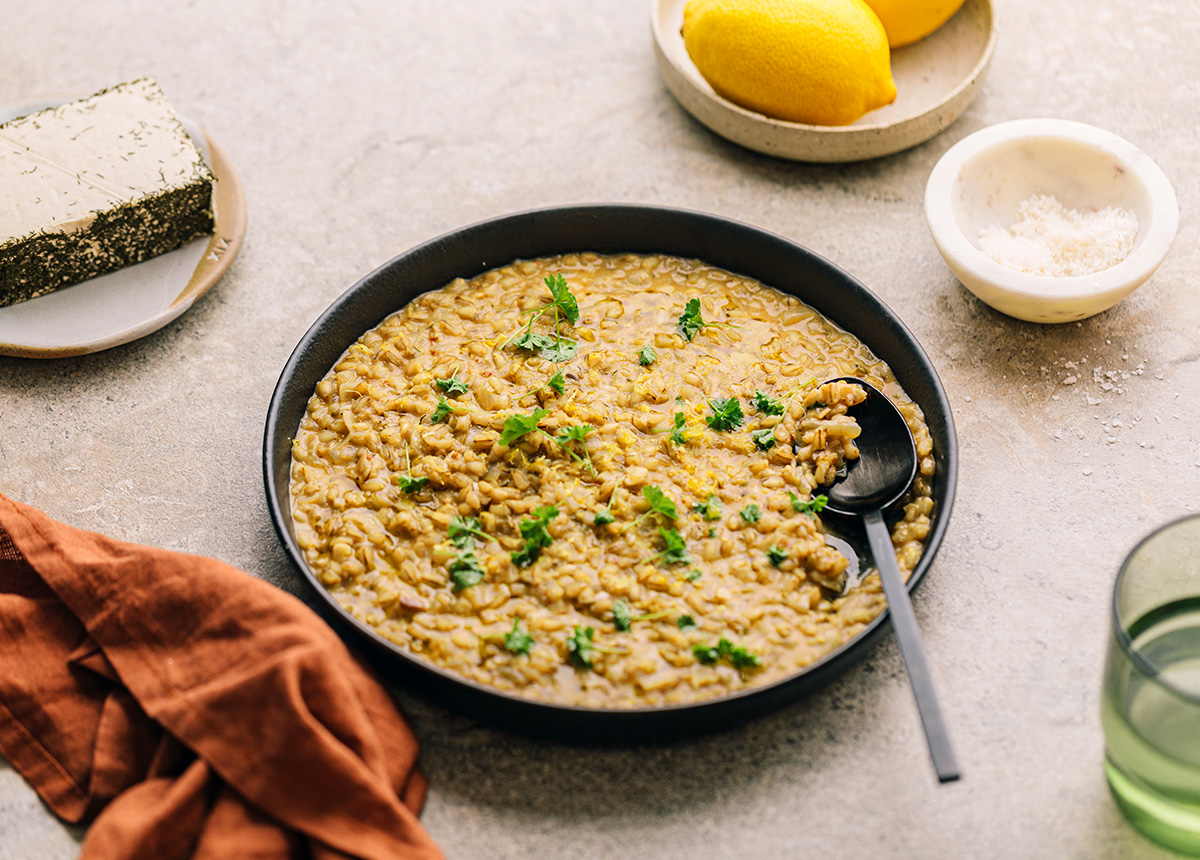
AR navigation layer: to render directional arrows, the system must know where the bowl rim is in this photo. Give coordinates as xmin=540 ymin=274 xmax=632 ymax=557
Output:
xmin=263 ymin=203 xmax=959 ymax=734
xmin=924 ymin=117 xmax=1180 ymax=301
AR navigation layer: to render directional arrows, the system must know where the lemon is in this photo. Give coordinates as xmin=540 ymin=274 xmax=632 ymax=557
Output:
xmin=860 ymin=0 xmax=967 ymax=48
xmin=681 ymin=0 xmax=897 ymax=127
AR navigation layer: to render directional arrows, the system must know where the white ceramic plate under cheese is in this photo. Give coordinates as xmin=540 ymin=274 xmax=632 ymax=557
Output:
xmin=652 ymin=0 xmax=997 ymax=162
xmin=0 ymin=98 xmax=246 ymax=358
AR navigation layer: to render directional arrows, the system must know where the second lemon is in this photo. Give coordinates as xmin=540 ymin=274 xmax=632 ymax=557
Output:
xmin=681 ymin=0 xmax=897 ymax=127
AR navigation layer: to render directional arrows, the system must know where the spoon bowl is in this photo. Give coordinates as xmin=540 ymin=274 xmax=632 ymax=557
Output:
xmin=824 ymin=377 xmax=960 ymax=783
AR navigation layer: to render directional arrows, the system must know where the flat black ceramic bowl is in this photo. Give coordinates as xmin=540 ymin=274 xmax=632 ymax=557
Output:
xmin=264 ymin=204 xmax=957 ymax=741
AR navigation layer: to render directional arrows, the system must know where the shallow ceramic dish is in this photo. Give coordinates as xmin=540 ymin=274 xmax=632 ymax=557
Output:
xmin=652 ymin=0 xmax=996 ymax=162
xmin=264 ymin=205 xmax=958 ymax=739
xmin=924 ymin=118 xmax=1179 ymax=323
xmin=0 ymin=98 xmax=246 ymax=359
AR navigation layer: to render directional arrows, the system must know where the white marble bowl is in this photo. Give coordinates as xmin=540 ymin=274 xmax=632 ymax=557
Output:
xmin=924 ymin=118 xmax=1179 ymax=323
xmin=651 ymin=0 xmax=996 ymax=162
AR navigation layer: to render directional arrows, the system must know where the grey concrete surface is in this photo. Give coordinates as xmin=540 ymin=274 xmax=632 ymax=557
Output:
xmin=1 ymin=1 xmax=1197 ymax=858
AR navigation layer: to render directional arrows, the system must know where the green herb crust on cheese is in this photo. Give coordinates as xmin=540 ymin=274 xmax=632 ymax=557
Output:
xmin=0 ymin=78 xmax=215 ymax=307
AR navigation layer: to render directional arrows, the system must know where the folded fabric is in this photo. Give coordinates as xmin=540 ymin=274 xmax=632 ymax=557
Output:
xmin=0 ymin=492 xmax=443 ymax=860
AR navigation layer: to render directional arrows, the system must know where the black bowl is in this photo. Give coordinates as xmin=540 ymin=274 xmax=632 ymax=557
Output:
xmin=264 ymin=204 xmax=958 ymax=740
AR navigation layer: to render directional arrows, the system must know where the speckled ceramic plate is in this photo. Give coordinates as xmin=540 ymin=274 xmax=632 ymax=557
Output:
xmin=652 ymin=0 xmax=997 ymax=162
xmin=0 ymin=97 xmax=246 ymax=359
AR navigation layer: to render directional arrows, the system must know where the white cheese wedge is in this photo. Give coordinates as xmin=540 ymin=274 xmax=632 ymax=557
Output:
xmin=0 ymin=78 xmax=215 ymax=307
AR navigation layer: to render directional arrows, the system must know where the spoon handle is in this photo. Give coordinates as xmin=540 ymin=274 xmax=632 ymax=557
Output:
xmin=863 ymin=508 xmax=961 ymax=783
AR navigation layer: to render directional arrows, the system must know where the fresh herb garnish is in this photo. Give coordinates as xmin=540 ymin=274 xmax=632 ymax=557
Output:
xmin=751 ymin=427 xmax=777 ymax=450
xmin=751 ymin=390 xmax=785 ymax=416
xmin=767 ymin=545 xmax=788 ymax=567
xmin=739 ymin=504 xmax=762 ymax=524
xmin=499 ymin=408 xmax=549 ymax=446
xmin=567 ymin=625 xmax=596 ymax=669
xmin=636 ymin=485 xmax=679 ymax=525
xmin=393 ymin=447 xmax=429 ymax=493
xmin=678 ymin=615 xmax=697 ymax=631
xmin=393 ymin=474 xmax=429 ymax=493
xmin=789 ymin=492 xmax=829 ymax=516
xmin=435 ymin=375 xmax=469 ymax=397
xmin=645 ymin=526 xmax=690 ymax=566
xmin=430 ymin=396 xmax=454 ymax=424
xmin=685 ymin=569 xmax=703 ymax=582
xmin=504 ymin=273 xmax=580 ymax=362
xmin=638 ymin=345 xmax=657 ymax=366
xmin=594 ymin=506 xmax=615 ymax=527
xmin=448 ymin=549 xmax=485 ymax=591
xmin=693 ymin=637 xmax=763 ymax=671
xmin=693 ymin=494 xmax=721 ymax=521
xmin=612 ymin=600 xmax=633 ymax=632
xmin=554 ymin=424 xmax=595 ymax=472
xmin=705 ymin=397 xmax=745 ymax=431
xmin=449 ymin=515 xmax=487 ymax=549
xmin=547 ymin=371 xmax=566 ymax=395
xmin=504 ymin=620 xmax=534 ymax=656
xmin=510 ymin=505 xmax=558 ymax=567
xmin=668 ymin=411 xmax=689 ymax=445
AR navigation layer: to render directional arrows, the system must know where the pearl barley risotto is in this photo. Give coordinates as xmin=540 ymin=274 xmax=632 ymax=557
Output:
xmin=289 ymin=253 xmax=935 ymax=708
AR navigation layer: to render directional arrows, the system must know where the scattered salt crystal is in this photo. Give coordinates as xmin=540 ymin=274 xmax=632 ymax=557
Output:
xmin=1083 ymin=468 xmax=1093 ymax=476
xmin=978 ymin=194 xmax=1138 ymax=277
xmin=1063 ymin=375 xmax=1078 ymax=385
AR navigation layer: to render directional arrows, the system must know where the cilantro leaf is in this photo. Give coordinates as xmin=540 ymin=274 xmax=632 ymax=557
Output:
xmin=435 ymin=376 xmax=470 ymax=397
xmin=751 ymin=427 xmax=777 ymax=450
xmin=553 ymin=424 xmax=595 ymax=472
xmin=678 ymin=615 xmax=697 ymax=631
xmin=594 ymin=506 xmax=615 ymax=527
xmin=669 ymin=411 xmax=689 ymax=445
xmin=685 ymin=569 xmax=702 ymax=582
xmin=511 ymin=330 xmax=556 ymax=353
xmin=789 ymin=492 xmax=829 ymax=516
xmin=694 ymin=637 xmax=762 ymax=671
xmin=638 ymin=345 xmax=657 ymax=366
xmin=751 ymin=390 xmax=785 ymax=416
xmin=767 ymin=545 xmax=788 ymax=567
xmin=612 ymin=600 xmax=633 ymax=632
xmin=641 ymin=485 xmax=679 ymax=521
xmin=394 ymin=474 xmax=429 ymax=493
xmin=504 ymin=620 xmax=534 ymax=656
xmin=499 ymin=408 xmax=549 ymax=446
xmin=693 ymin=494 xmax=721 ymax=521
xmin=547 ymin=371 xmax=566 ymax=395
xmin=510 ymin=505 xmax=558 ymax=567
xmin=448 ymin=549 xmax=485 ymax=591
xmin=544 ymin=273 xmax=579 ymax=326
xmin=539 ymin=338 xmax=578 ymax=363
xmin=430 ymin=396 xmax=453 ymax=424
xmin=650 ymin=526 xmax=691 ymax=566
xmin=718 ymin=638 xmax=763 ymax=670
xmin=449 ymin=515 xmax=487 ymax=549
xmin=677 ymin=298 xmax=705 ymax=342
xmin=739 ymin=504 xmax=762 ymax=524
xmin=567 ymin=625 xmax=595 ymax=669
xmin=705 ymin=397 xmax=744 ymax=431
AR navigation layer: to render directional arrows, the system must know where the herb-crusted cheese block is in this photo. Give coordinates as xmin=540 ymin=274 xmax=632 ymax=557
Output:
xmin=0 ymin=78 xmax=215 ymax=307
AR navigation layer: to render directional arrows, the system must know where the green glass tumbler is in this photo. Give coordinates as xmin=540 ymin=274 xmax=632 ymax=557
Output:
xmin=1102 ymin=514 xmax=1200 ymax=854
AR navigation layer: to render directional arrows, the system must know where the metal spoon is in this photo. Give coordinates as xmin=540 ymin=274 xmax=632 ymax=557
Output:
xmin=822 ymin=377 xmax=960 ymax=783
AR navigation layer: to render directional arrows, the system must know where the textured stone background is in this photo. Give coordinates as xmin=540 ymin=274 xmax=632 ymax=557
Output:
xmin=2 ymin=1 xmax=1197 ymax=857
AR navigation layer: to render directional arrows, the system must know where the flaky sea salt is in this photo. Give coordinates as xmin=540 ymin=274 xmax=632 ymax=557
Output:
xmin=978 ymin=193 xmax=1138 ymax=277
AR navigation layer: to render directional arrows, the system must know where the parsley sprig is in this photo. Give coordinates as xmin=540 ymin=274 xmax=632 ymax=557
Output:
xmin=638 ymin=345 xmax=657 ymax=366
xmin=633 ymin=485 xmax=678 ymax=528
xmin=504 ymin=620 xmax=534 ymax=656
xmin=789 ymin=492 xmax=829 ymax=516
xmin=392 ymin=447 xmax=429 ymax=493
xmin=611 ymin=600 xmax=674 ymax=631
xmin=693 ymin=494 xmax=721 ymax=521
xmin=705 ymin=397 xmax=745 ymax=431
xmin=751 ymin=390 xmax=785 ymax=415
xmin=677 ymin=298 xmax=737 ymax=342
xmin=503 ymin=273 xmax=580 ymax=362
xmin=565 ymin=625 xmax=627 ymax=670
xmin=644 ymin=526 xmax=691 ymax=566
xmin=693 ymin=637 xmax=763 ymax=671
xmin=510 ymin=505 xmax=558 ymax=567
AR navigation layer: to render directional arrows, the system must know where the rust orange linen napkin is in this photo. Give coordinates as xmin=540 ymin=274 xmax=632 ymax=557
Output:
xmin=0 ymin=492 xmax=444 ymax=860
